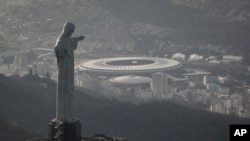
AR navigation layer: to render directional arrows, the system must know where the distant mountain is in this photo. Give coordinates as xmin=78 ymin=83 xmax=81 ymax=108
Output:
xmin=101 ymin=0 xmax=250 ymax=24
xmin=0 ymin=0 xmax=250 ymax=59
xmin=170 ymin=0 xmax=250 ymax=23
xmin=100 ymin=0 xmax=250 ymax=63
xmin=0 ymin=74 xmax=250 ymax=141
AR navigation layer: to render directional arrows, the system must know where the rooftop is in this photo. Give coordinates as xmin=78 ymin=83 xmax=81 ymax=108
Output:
xmin=79 ymin=57 xmax=181 ymax=75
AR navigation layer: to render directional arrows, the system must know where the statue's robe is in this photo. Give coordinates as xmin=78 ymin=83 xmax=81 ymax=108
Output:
xmin=54 ymin=23 xmax=79 ymax=122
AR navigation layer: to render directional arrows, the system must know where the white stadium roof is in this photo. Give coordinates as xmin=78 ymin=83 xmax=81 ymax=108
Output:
xmin=79 ymin=57 xmax=181 ymax=75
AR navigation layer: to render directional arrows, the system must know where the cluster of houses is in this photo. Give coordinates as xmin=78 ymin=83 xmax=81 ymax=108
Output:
xmin=171 ymin=52 xmax=242 ymax=63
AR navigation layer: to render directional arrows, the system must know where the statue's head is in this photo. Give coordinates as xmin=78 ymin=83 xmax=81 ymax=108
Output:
xmin=61 ymin=22 xmax=75 ymax=37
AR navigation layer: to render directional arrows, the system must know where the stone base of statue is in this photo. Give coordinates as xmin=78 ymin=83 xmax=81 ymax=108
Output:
xmin=48 ymin=119 xmax=81 ymax=141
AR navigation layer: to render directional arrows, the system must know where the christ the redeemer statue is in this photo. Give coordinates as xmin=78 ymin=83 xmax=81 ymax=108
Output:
xmin=54 ymin=22 xmax=84 ymax=122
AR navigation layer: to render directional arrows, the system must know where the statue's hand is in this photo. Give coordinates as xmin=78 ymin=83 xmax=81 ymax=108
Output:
xmin=78 ymin=36 xmax=85 ymax=41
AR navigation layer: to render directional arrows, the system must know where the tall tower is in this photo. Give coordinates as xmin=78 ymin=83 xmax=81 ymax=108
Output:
xmin=151 ymin=72 xmax=168 ymax=98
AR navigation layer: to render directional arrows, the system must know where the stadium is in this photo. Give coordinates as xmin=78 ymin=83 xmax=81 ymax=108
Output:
xmin=79 ymin=57 xmax=181 ymax=76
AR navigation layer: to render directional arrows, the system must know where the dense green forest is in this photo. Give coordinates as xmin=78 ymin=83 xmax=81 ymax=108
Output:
xmin=0 ymin=74 xmax=250 ymax=141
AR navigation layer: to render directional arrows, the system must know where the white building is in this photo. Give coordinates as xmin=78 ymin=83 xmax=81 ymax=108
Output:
xmin=206 ymin=55 xmax=218 ymax=63
xmin=188 ymin=54 xmax=203 ymax=61
xmin=171 ymin=53 xmax=186 ymax=61
xmin=222 ymin=55 xmax=242 ymax=63
xmin=206 ymin=56 xmax=216 ymax=61
xmin=183 ymin=72 xmax=210 ymax=86
xmin=208 ymin=59 xmax=220 ymax=64
xmin=210 ymin=93 xmax=243 ymax=116
xmin=151 ymin=72 xmax=170 ymax=98
xmin=109 ymin=75 xmax=152 ymax=99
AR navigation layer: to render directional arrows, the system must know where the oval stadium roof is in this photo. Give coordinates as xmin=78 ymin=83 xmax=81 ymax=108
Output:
xmin=79 ymin=57 xmax=181 ymax=75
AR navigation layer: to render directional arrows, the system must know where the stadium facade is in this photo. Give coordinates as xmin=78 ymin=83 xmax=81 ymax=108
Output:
xmin=79 ymin=57 xmax=181 ymax=76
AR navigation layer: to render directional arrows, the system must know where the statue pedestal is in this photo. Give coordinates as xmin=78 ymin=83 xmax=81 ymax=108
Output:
xmin=49 ymin=119 xmax=81 ymax=141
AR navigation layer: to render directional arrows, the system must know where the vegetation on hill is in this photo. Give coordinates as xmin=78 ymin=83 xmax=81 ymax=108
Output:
xmin=0 ymin=0 xmax=250 ymax=63
xmin=0 ymin=74 xmax=250 ymax=141
xmin=101 ymin=0 xmax=250 ymax=53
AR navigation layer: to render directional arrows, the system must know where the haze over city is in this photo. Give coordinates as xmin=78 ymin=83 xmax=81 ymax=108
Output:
xmin=0 ymin=0 xmax=250 ymax=141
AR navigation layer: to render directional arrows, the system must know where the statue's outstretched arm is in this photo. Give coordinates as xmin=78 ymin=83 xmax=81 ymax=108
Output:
xmin=77 ymin=36 xmax=85 ymax=41
xmin=71 ymin=36 xmax=85 ymax=50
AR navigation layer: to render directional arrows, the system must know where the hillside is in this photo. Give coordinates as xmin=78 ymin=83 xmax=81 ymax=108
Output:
xmin=102 ymin=0 xmax=250 ymax=24
xmin=101 ymin=0 xmax=250 ymax=55
xmin=0 ymin=74 xmax=250 ymax=141
xmin=0 ymin=0 xmax=250 ymax=61
xmin=0 ymin=116 xmax=37 ymax=141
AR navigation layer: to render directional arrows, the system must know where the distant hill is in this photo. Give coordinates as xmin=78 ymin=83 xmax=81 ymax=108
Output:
xmin=0 ymin=74 xmax=250 ymax=141
xmin=100 ymin=0 xmax=250 ymax=42
xmin=100 ymin=0 xmax=250 ymax=63
xmin=100 ymin=0 xmax=208 ymax=27
xmin=100 ymin=0 xmax=250 ymax=25
xmin=1 ymin=0 xmax=250 ymax=63
xmin=1 ymin=0 xmax=250 ymax=48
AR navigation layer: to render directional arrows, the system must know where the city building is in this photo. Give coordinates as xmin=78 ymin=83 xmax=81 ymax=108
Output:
xmin=151 ymin=72 xmax=171 ymax=99
xmin=183 ymin=72 xmax=210 ymax=86
xmin=222 ymin=55 xmax=242 ymax=63
xmin=109 ymin=75 xmax=152 ymax=99
xmin=210 ymin=93 xmax=243 ymax=116
xmin=188 ymin=54 xmax=203 ymax=62
xmin=171 ymin=52 xmax=186 ymax=61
